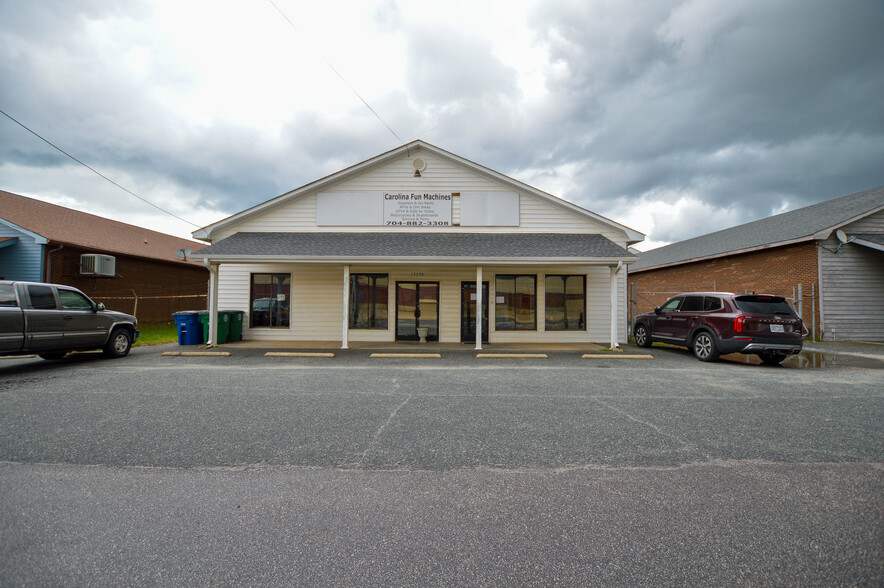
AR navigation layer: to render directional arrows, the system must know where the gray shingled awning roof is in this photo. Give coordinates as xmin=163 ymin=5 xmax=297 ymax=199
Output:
xmin=632 ymin=185 xmax=884 ymax=272
xmin=192 ymin=232 xmax=634 ymax=261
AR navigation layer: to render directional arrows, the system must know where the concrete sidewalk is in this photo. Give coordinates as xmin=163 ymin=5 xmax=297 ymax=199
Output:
xmin=802 ymin=340 xmax=884 ymax=360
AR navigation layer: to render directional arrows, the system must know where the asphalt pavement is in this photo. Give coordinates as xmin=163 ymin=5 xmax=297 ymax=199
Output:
xmin=0 ymin=342 xmax=882 ymax=586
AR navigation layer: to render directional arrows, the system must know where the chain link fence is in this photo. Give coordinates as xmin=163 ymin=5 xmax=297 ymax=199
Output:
xmin=628 ymin=282 xmax=819 ymax=341
xmin=96 ymin=294 xmax=207 ymax=324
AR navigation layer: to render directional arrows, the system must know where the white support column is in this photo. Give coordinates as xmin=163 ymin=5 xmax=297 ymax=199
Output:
xmin=609 ymin=262 xmax=622 ymax=349
xmin=476 ymin=265 xmax=483 ymax=350
xmin=205 ymin=261 xmax=219 ymax=347
xmin=342 ymin=264 xmax=350 ymax=350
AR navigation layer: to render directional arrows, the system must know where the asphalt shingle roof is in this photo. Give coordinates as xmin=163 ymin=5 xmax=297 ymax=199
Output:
xmin=0 ymin=189 xmax=206 ymax=265
xmin=632 ymin=185 xmax=884 ymax=272
xmin=192 ymin=232 xmax=633 ymax=260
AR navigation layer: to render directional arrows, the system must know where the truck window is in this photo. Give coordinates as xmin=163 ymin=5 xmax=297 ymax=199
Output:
xmin=0 ymin=284 xmax=18 ymax=306
xmin=27 ymin=285 xmax=57 ymax=310
xmin=59 ymin=289 xmax=93 ymax=310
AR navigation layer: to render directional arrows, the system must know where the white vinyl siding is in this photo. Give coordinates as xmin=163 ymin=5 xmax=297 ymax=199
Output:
xmin=219 ymin=263 xmax=629 ymax=343
xmin=212 ymin=153 xmax=626 ymax=245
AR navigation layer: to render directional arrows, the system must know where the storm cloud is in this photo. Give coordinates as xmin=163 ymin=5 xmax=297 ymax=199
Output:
xmin=1 ymin=0 xmax=882 ymax=246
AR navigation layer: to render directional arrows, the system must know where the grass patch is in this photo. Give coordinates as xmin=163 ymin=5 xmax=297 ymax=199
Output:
xmin=135 ymin=322 xmax=180 ymax=346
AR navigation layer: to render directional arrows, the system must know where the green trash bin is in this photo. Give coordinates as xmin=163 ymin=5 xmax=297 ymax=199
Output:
xmin=223 ymin=310 xmax=244 ymax=342
xmin=198 ymin=311 xmax=209 ymax=343
xmin=199 ymin=310 xmax=232 ymax=344
xmin=216 ymin=311 xmax=231 ymax=344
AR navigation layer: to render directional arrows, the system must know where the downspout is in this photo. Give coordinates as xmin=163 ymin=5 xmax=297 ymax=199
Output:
xmin=203 ymin=259 xmax=218 ymax=347
xmin=44 ymin=244 xmax=64 ymax=281
xmin=610 ymin=261 xmax=623 ymax=350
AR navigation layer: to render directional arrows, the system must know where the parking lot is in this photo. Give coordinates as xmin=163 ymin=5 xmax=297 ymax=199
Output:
xmin=1 ymin=343 xmax=882 ymax=585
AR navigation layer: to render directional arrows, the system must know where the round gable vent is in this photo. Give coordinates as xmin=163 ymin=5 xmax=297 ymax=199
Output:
xmin=412 ymin=157 xmax=427 ymax=172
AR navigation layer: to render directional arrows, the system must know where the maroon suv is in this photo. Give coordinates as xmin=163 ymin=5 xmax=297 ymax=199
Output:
xmin=632 ymin=293 xmax=804 ymax=364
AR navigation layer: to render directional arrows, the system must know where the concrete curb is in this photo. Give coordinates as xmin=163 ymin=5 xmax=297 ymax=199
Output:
xmin=369 ymin=353 xmax=442 ymax=359
xmin=476 ymin=353 xmax=548 ymax=359
xmin=265 ymin=352 xmax=335 ymax=358
xmin=582 ymin=354 xmax=654 ymax=360
xmin=161 ymin=351 xmax=232 ymax=357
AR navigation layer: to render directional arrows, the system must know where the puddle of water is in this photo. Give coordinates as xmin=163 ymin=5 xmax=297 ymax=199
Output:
xmin=721 ymin=351 xmax=884 ymax=369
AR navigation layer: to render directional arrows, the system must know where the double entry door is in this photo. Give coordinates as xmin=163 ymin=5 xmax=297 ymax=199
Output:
xmin=396 ymin=282 xmax=439 ymax=341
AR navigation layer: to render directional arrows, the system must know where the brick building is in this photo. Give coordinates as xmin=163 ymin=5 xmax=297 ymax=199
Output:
xmin=628 ymin=186 xmax=884 ymax=341
xmin=0 ymin=190 xmax=208 ymax=322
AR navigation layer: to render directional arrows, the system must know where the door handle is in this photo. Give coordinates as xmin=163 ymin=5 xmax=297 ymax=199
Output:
xmin=64 ymin=315 xmax=73 ymax=320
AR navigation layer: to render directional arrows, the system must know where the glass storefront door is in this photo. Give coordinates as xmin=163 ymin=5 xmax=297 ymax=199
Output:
xmin=396 ymin=282 xmax=439 ymax=341
xmin=461 ymin=281 xmax=489 ymax=343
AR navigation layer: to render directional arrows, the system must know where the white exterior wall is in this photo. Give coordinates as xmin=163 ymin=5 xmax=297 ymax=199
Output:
xmin=213 ymin=153 xmax=627 ymax=246
xmin=209 ymin=149 xmax=634 ymax=345
xmin=219 ymin=262 xmax=629 ymax=343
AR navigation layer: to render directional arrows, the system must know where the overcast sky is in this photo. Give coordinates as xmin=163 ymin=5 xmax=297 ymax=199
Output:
xmin=1 ymin=0 xmax=883 ymax=249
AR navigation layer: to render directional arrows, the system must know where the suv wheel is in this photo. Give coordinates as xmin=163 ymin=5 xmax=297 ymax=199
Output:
xmin=103 ymin=329 xmax=132 ymax=358
xmin=634 ymin=324 xmax=652 ymax=348
xmin=758 ymin=351 xmax=787 ymax=365
xmin=692 ymin=331 xmax=720 ymax=362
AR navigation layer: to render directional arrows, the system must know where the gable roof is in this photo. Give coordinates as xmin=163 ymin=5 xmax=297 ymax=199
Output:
xmin=631 ymin=185 xmax=884 ymax=272
xmin=192 ymin=140 xmax=644 ymax=244
xmin=0 ymin=189 xmax=207 ymax=266
xmin=191 ymin=232 xmax=634 ymax=263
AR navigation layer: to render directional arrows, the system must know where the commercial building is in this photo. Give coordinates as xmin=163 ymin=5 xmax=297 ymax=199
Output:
xmin=192 ymin=141 xmax=643 ymax=348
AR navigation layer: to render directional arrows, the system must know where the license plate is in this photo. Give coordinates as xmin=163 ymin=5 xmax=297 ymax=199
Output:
xmin=770 ymin=324 xmax=784 ymax=333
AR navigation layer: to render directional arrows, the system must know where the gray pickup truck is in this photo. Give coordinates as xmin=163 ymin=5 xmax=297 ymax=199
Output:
xmin=0 ymin=280 xmax=139 ymax=360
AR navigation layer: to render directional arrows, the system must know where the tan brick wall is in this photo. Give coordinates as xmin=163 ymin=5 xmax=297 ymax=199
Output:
xmin=44 ymin=246 xmax=208 ymax=323
xmin=628 ymin=242 xmax=820 ymax=336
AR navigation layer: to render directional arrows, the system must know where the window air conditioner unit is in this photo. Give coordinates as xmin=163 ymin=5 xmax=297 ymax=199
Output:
xmin=80 ymin=254 xmax=116 ymax=277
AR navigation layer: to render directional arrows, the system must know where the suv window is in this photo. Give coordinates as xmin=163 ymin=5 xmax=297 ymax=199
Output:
xmin=28 ymin=285 xmax=57 ymax=310
xmin=703 ymin=296 xmax=723 ymax=311
xmin=659 ymin=297 xmax=682 ymax=312
xmin=680 ymin=296 xmax=704 ymax=312
xmin=0 ymin=284 xmax=17 ymax=307
xmin=734 ymin=295 xmax=795 ymax=315
xmin=59 ymin=289 xmax=93 ymax=310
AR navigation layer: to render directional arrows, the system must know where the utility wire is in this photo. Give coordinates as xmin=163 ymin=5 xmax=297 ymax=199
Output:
xmin=267 ymin=0 xmax=405 ymax=146
xmin=0 ymin=107 xmax=202 ymax=228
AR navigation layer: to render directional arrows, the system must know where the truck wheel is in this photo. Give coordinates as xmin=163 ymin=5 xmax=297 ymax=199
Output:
xmin=634 ymin=324 xmax=652 ymax=348
xmin=103 ymin=329 xmax=132 ymax=358
xmin=692 ymin=331 xmax=720 ymax=362
xmin=39 ymin=352 xmax=67 ymax=360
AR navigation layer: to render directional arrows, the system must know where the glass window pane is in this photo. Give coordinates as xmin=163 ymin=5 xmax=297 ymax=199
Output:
xmin=496 ymin=275 xmax=536 ymax=331
xmin=59 ymin=289 xmax=93 ymax=310
xmin=28 ymin=285 xmax=56 ymax=310
xmin=349 ymin=274 xmax=388 ymax=329
xmin=250 ymin=273 xmax=290 ymax=328
xmin=546 ymin=275 xmax=585 ymax=331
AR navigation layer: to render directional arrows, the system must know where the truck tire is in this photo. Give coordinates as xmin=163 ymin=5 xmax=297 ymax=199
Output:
xmin=103 ymin=328 xmax=132 ymax=358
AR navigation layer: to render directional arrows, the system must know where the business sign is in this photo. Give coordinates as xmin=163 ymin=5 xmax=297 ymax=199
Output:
xmin=383 ymin=192 xmax=452 ymax=227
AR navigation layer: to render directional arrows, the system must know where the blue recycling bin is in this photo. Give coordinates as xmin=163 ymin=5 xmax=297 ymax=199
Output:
xmin=173 ymin=311 xmax=204 ymax=345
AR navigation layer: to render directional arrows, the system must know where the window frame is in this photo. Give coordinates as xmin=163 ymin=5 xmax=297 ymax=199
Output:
xmin=349 ymin=273 xmax=389 ymax=329
xmin=494 ymin=274 xmax=537 ymax=331
xmin=544 ymin=274 xmax=586 ymax=331
xmin=249 ymin=273 xmax=291 ymax=328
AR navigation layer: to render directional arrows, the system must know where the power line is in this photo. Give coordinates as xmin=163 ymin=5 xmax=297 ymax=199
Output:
xmin=266 ymin=0 xmax=405 ymax=146
xmin=0 ymin=107 xmax=202 ymax=228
